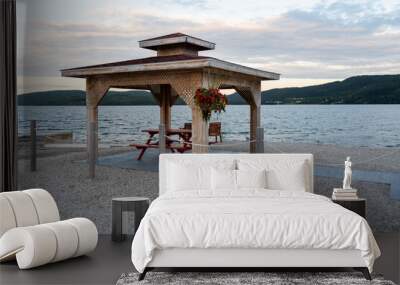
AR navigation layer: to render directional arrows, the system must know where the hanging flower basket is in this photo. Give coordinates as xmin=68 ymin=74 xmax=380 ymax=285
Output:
xmin=194 ymin=88 xmax=228 ymax=122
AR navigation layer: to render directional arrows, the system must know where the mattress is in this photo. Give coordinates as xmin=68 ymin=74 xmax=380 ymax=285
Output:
xmin=131 ymin=190 xmax=380 ymax=273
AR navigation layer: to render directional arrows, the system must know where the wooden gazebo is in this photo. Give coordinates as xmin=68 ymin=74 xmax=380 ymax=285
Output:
xmin=61 ymin=33 xmax=280 ymax=177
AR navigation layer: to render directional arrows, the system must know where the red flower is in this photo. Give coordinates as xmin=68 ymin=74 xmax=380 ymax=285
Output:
xmin=194 ymin=88 xmax=228 ymax=121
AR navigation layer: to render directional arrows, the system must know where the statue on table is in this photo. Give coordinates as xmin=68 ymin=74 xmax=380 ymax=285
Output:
xmin=343 ymin=156 xmax=352 ymax=189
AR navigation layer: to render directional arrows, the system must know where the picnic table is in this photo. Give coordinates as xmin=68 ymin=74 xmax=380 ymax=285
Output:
xmin=130 ymin=128 xmax=192 ymax=160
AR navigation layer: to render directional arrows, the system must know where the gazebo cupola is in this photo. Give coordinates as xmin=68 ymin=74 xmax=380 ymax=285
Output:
xmin=61 ymin=32 xmax=280 ymax=178
xmin=139 ymin=33 xmax=215 ymax=57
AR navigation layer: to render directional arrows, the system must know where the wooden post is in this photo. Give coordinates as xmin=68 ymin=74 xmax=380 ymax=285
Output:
xmin=87 ymin=107 xmax=98 ymax=179
xmin=234 ymin=84 xmax=261 ymax=153
xmin=250 ymin=83 xmax=261 ymax=153
xmin=86 ymin=78 xmax=108 ymax=178
xmin=250 ymin=104 xmax=260 ymax=153
xmin=159 ymin=124 xmax=166 ymax=154
xmin=192 ymin=106 xmax=208 ymax=153
xmin=160 ymin=85 xmax=171 ymax=130
xmin=188 ymin=71 xmax=210 ymax=153
xmin=30 ymin=120 xmax=37 ymax=171
xmin=159 ymin=85 xmax=171 ymax=153
xmin=88 ymin=121 xmax=97 ymax=179
xmin=256 ymin=127 xmax=264 ymax=153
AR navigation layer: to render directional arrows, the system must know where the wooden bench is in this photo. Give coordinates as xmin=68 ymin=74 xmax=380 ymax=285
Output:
xmin=209 ymin=122 xmax=222 ymax=143
xmin=183 ymin=122 xmax=222 ymax=144
xmin=129 ymin=143 xmax=158 ymax=160
xmin=130 ymin=143 xmax=191 ymax=160
xmin=130 ymin=143 xmax=158 ymax=149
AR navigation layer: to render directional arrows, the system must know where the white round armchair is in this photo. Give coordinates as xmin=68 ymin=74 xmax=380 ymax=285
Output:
xmin=0 ymin=189 xmax=98 ymax=269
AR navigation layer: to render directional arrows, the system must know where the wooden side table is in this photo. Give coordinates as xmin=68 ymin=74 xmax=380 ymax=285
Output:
xmin=112 ymin=197 xmax=150 ymax=242
xmin=332 ymin=198 xmax=366 ymax=218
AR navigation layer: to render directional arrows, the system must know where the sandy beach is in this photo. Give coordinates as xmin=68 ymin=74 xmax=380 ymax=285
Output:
xmin=17 ymin=142 xmax=400 ymax=234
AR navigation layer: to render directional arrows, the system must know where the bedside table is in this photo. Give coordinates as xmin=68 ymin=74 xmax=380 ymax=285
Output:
xmin=332 ymin=198 xmax=366 ymax=218
xmin=112 ymin=197 xmax=150 ymax=242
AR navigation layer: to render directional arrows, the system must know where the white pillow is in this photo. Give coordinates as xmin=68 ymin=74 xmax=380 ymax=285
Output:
xmin=211 ymin=168 xmax=236 ymax=191
xmin=238 ymin=159 xmax=308 ymax=192
xmin=236 ymin=169 xmax=267 ymax=189
xmin=167 ymin=162 xmax=211 ymax=191
xmin=167 ymin=160 xmax=236 ymax=192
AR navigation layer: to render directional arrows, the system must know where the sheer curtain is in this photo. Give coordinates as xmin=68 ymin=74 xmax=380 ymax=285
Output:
xmin=0 ymin=0 xmax=17 ymax=192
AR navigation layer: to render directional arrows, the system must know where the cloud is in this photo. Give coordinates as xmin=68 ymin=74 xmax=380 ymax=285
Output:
xmin=204 ymin=1 xmax=400 ymax=78
xmin=163 ymin=0 xmax=208 ymax=8
xmin=17 ymin=0 xmax=400 ymax=93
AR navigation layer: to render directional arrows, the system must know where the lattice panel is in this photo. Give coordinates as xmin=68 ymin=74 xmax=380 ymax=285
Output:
xmin=205 ymin=70 xmax=262 ymax=107
xmin=202 ymin=71 xmax=224 ymax=89
xmin=148 ymin=85 xmax=162 ymax=106
xmin=235 ymin=87 xmax=254 ymax=105
xmin=87 ymin=69 xmax=261 ymax=108
xmin=207 ymin=69 xmax=259 ymax=89
xmin=169 ymin=73 xmax=202 ymax=107
xmin=89 ymin=71 xmax=202 ymax=107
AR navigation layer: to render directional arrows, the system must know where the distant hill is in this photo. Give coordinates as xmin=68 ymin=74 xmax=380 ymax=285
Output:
xmin=262 ymin=74 xmax=400 ymax=104
xmin=17 ymin=90 xmax=159 ymax=106
xmin=17 ymin=89 xmax=247 ymax=105
xmin=18 ymin=75 xmax=400 ymax=105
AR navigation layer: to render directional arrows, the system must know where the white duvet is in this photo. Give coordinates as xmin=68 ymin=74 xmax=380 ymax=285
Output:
xmin=131 ymin=190 xmax=380 ymax=273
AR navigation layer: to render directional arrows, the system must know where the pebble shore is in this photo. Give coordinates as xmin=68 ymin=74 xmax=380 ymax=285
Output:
xmin=18 ymin=142 xmax=400 ymax=233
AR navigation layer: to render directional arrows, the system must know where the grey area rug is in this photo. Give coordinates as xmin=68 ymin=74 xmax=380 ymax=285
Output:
xmin=116 ymin=272 xmax=396 ymax=285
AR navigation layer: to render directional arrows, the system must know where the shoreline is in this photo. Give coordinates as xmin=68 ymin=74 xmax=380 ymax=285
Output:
xmin=17 ymin=141 xmax=400 ymax=234
xmin=18 ymin=141 xmax=400 ymax=172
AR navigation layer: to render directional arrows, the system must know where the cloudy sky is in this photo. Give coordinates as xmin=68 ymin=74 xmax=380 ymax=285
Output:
xmin=16 ymin=0 xmax=400 ymax=94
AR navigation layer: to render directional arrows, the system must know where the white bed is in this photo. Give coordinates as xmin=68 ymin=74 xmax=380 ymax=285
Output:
xmin=131 ymin=154 xmax=380 ymax=280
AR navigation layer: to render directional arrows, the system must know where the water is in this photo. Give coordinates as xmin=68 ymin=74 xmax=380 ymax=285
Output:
xmin=17 ymin=105 xmax=400 ymax=148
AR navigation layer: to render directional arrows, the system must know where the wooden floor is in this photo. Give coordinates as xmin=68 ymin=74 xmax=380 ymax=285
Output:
xmin=0 ymin=233 xmax=398 ymax=285
xmin=0 ymin=235 xmax=133 ymax=285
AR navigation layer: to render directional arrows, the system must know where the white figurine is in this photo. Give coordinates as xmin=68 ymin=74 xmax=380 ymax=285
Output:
xmin=343 ymin=156 xmax=352 ymax=189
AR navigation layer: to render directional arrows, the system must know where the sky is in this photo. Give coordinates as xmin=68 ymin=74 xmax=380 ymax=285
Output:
xmin=16 ymin=0 xmax=400 ymax=94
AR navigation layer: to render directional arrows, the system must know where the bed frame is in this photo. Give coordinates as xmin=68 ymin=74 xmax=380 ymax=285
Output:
xmin=138 ymin=154 xmax=372 ymax=281
xmin=140 ymin=248 xmax=370 ymax=280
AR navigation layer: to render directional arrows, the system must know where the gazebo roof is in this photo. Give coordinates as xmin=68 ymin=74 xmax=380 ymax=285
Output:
xmin=61 ymin=33 xmax=280 ymax=81
xmin=61 ymin=55 xmax=279 ymax=80
xmin=139 ymin=33 xmax=215 ymax=51
xmin=63 ymin=54 xmax=207 ymax=71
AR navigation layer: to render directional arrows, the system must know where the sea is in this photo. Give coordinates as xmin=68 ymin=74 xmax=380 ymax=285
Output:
xmin=17 ymin=105 xmax=400 ymax=148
